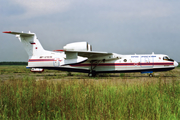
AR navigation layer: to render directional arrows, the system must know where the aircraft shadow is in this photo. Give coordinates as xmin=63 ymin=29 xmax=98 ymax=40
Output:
xmin=96 ymin=75 xmax=177 ymax=78
xmin=34 ymin=73 xmax=177 ymax=78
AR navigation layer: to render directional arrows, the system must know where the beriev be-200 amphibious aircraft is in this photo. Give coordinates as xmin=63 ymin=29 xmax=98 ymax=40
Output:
xmin=3 ymin=31 xmax=179 ymax=77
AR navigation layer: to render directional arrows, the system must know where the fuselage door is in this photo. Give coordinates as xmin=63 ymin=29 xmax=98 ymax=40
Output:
xmin=53 ymin=58 xmax=59 ymax=67
xmin=140 ymin=56 xmax=154 ymax=67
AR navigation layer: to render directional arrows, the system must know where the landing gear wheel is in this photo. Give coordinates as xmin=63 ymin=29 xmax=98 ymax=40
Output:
xmin=149 ymin=73 xmax=153 ymax=77
xmin=88 ymin=73 xmax=93 ymax=77
xmin=88 ymin=72 xmax=96 ymax=77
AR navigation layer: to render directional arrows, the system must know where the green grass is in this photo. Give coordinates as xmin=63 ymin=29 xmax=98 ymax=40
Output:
xmin=0 ymin=65 xmax=30 ymax=74
xmin=1 ymin=77 xmax=180 ymax=119
xmin=0 ymin=65 xmax=180 ymax=119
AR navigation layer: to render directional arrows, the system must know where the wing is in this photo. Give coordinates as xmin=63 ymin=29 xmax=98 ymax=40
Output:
xmin=65 ymin=50 xmax=121 ymax=60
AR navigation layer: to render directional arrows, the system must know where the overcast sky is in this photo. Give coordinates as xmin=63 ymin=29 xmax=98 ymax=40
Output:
xmin=1 ymin=0 xmax=180 ymax=62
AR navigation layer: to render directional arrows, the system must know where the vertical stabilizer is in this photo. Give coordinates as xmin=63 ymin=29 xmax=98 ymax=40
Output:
xmin=3 ymin=31 xmax=45 ymax=57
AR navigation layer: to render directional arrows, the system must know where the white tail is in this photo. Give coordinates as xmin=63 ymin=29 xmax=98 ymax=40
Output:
xmin=3 ymin=31 xmax=45 ymax=57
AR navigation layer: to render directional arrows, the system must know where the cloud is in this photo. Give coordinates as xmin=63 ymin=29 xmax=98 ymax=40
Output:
xmin=96 ymin=1 xmax=173 ymax=22
xmin=13 ymin=0 xmax=71 ymax=18
xmin=2 ymin=0 xmax=175 ymax=21
xmin=1 ymin=0 xmax=180 ymax=62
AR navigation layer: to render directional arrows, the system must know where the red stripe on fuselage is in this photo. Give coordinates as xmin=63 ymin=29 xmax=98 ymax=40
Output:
xmin=28 ymin=59 xmax=61 ymax=62
xmin=27 ymin=59 xmax=174 ymax=66
xmin=70 ymin=62 xmax=174 ymax=67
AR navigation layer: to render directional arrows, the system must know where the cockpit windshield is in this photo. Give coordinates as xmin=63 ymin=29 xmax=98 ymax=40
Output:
xmin=163 ymin=56 xmax=174 ymax=62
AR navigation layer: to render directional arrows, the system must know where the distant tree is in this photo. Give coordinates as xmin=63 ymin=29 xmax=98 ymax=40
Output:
xmin=0 ymin=62 xmax=28 ymax=65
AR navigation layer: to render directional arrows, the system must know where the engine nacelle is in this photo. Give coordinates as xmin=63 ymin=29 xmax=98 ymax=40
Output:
xmin=63 ymin=42 xmax=92 ymax=51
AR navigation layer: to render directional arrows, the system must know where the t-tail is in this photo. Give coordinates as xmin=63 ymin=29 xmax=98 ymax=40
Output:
xmin=3 ymin=31 xmax=46 ymax=57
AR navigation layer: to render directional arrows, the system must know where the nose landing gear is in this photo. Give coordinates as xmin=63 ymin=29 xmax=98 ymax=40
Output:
xmin=141 ymin=71 xmax=154 ymax=77
xmin=149 ymin=73 xmax=153 ymax=77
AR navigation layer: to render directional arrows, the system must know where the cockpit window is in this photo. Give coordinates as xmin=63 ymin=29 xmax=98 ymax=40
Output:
xmin=163 ymin=56 xmax=174 ymax=62
xmin=163 ymin=56 xmax=169 ymax=60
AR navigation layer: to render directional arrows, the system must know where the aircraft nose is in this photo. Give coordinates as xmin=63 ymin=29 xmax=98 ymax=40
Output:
xmin=174 ymin=61 xmax=179 ymax=67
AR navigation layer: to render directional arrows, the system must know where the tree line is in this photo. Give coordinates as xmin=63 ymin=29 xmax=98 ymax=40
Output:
xmin=0 ymin=62 xmax=28 ymax=65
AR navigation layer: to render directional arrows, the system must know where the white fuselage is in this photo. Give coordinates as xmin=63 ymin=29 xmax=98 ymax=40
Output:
xmin=27 ymin=52 xmax=178 ymax=73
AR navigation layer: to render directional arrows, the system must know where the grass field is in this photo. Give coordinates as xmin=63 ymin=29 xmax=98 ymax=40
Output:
xmin=0 ymin=65 xmax=180 ymax=119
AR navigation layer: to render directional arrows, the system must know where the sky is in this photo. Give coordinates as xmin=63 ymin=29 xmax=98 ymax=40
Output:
xmin=1 ymin=0 xmax=180 ymax=62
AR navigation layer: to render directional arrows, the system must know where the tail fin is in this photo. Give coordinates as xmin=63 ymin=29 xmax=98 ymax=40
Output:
xmin=3 ymin=31 xmax=45 ymax=57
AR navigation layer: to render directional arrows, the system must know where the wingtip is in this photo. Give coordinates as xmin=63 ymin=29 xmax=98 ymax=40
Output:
xmin=3 ymin=31 xmax=11 ymax=33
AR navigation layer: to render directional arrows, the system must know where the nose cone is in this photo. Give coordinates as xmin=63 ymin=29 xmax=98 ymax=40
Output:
xmin=174 ymin=61 xmax=179 ymax=67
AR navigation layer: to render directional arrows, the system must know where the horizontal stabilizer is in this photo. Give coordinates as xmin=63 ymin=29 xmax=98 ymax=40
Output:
xmin=3 ymin=31 xmax=34 ymax=37
xmin=3 ymin=31 xmax=45 ymax=56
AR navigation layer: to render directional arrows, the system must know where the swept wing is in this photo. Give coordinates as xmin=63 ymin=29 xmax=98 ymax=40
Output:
xmin=64 ymin=50 xmax=121 ymax=60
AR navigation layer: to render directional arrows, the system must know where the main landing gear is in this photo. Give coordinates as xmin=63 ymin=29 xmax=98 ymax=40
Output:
xmin=88 ymin=60 xmax=103 ymax=77
xmin=88 ymin=72 xmax=96 ymax=77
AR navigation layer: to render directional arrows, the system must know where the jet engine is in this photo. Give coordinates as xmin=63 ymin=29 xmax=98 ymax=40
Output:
xmin=63 ymin=42 xmax=92 ymax=51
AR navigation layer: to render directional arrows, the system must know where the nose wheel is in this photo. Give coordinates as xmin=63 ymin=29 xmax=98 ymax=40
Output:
xmin=149 ymin=73 xmax=153 ymax=77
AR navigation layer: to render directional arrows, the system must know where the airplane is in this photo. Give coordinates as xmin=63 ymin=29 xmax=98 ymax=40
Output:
xmin=3 ymin=31 xmax=179 ymax=77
